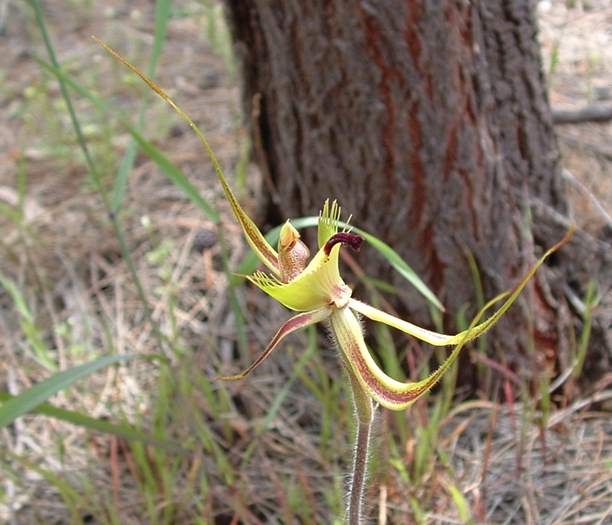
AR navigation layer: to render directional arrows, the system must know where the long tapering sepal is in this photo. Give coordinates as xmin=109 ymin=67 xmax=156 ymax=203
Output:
xmin=217 ymin=308 xmax=330 ymax=381
xmin=94 ymin=37 xmax=280 ymax=275
xmin=332 ymin=293 xmax=506 ymax=411
xmin=348 ymin=228 xmax=574 ymax=347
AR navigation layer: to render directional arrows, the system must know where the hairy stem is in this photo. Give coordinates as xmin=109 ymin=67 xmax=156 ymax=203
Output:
xmin=350 ymin=417 xmax=372 ymax=524
xmin=343 ymin=355 xmax=375 ymax=524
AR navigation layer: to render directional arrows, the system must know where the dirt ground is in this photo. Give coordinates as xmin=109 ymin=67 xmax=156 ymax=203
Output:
xmin=0 ymin=1 xmax=610 ymax=524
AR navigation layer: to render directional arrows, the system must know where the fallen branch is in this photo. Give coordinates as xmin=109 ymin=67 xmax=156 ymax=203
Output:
xmin=552 ymin=104 xmax=612 ymax=125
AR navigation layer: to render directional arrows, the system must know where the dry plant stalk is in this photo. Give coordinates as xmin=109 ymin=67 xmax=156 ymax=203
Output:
xmin=96 ymin=37 xmax=573 ymax=524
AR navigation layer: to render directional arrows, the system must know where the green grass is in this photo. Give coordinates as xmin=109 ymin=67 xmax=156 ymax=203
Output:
xmin=2 ymin=2 xmax=241 ymax=520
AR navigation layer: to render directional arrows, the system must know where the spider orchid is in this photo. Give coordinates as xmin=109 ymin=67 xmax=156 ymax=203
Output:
xmin=95 ymin=37 xmax=571 ymax=411
xmin=215 ymin=198 xmax=571 ymax=409
xmin=97 ymin=38 xmax=573 ymax=522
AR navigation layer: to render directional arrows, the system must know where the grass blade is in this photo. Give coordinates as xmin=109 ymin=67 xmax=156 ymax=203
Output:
xmin=123 ymin=123 xmax=219 ymax=220
xmin=34 ymin=57 xmax=219 ymax=222
xmin=0 ymin=355 xmax=131 ymax=427
xmin=574 ymin=279 xmax=598 ymax=379
xmin=355 ymin=226 xmax=444 ymax=311
xmin=241 ymin=330 xmax=319 ymax=465
xmin=28 ymin=0 xmax=169 ymax=352
xmin=111 ymin=0 xmax=171 ymax=212
xmin=0 ymin=270 xmax=56 ymax=370
xmin=447 ymin=483 xmax=473 ymax=524
xmin=0 ymin=391 xmax=178 ymax=450
xmin=218 ymin=226 xmax=248 ymax=354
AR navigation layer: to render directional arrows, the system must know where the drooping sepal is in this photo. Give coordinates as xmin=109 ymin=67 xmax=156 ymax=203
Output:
xmin=331 ymin=301 xmax=502 ymax=411
xmin=218 ymin=308 xmax=330 ymax=381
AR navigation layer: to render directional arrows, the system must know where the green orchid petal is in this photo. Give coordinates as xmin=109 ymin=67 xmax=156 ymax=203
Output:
xmin=348 ymin=296 xmax=511 ymax=346
xmin=349 ymin=228 xmax=574 ymax=346
xmin=332 ymin=293 xmax=507 ymax=410
xmin=318 ymin=199 xmax=342 ymax=248
xmin=247 ymin=243 xmax=351 ymax=311
xmin=95 ymin=38 xmax=280 ymax=275
xmin=218 ymin=308 xmax=330 ymax=381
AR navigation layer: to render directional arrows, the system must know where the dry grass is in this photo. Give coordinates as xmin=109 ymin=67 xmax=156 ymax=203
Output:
xmin=1 ymin=1 xmax=610 ymax=524
xmin=538 ymin=0 xmax=612 ymax=232
xmin=435 ymin=397 xmax=612 ymax=524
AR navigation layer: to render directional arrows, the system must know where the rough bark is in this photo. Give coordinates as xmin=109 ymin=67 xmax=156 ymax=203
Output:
xmin=224 ymin=1 xmax=610 ymax=384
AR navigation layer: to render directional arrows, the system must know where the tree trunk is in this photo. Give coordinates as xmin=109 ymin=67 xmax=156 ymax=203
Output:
xmin=224 ymin=1 xmax=609 ymax=385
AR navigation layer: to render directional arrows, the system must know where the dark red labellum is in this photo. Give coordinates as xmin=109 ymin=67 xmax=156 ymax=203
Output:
xmin=324 ymin=232 xmax=364 ymax=255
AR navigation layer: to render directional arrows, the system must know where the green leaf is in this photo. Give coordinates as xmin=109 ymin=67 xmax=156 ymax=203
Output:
xmin=0 ymin=355 xmax=131 ymax=427
xmin=352 ymin=225 xmax=445 ymax=312
xmin=0 ymin=392 xmax=178 ymax=450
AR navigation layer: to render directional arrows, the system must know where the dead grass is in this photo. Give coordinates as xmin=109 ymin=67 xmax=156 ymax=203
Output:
xmin=1 ymin=1 xmax=610 ymax=524
xmin=538 ymin=0 xmax=612 ymax=233
xmin=436 ymin=397 xmax=612 ymax=524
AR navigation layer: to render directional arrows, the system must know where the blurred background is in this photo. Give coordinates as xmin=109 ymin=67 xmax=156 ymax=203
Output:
xmin=1 ymin=1 xmax=610 ymax=524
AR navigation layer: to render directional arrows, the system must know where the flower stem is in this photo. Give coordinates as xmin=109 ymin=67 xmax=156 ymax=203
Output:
xmin=343 ymin=356 xmax=375 ymax=524
xmin=349 ymin=417 xmax=372 ymax=524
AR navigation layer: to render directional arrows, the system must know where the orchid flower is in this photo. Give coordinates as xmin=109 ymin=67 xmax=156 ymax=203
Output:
xmin=97 ymin=38 xmax=572 ymax=522
xmin=217 ymin=198 xmax=572 ymax=408
xmin=95 ymin=37 xmax=572 ymax=411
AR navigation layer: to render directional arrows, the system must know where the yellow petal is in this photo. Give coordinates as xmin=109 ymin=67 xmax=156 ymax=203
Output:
xmin=94 ymin=37 xmax=280 ymax=275
xmin=349 ymin=227 xmax=574 ymax=346
xmin=247 ymin=243 xmax=351 ymax=311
